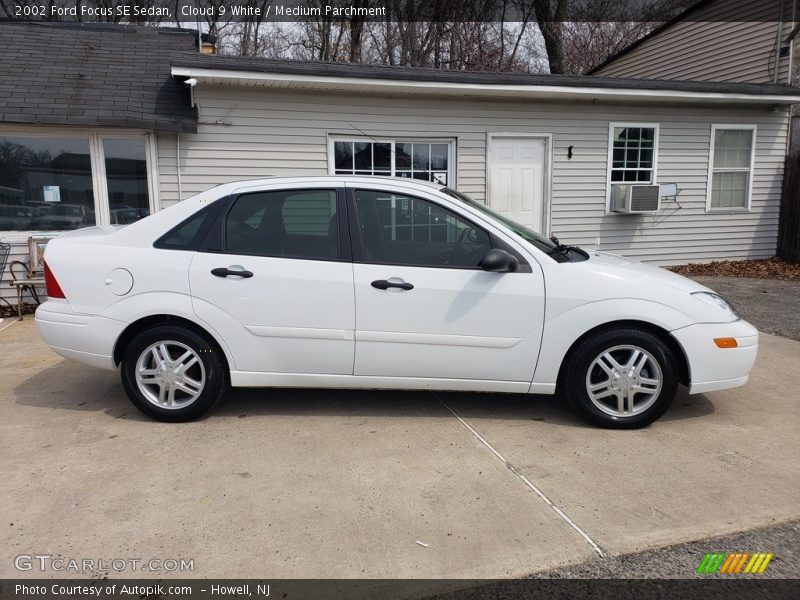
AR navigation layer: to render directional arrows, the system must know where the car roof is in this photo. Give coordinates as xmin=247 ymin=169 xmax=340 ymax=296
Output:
xmin=211 ymin=175 xmax=445 ymax=196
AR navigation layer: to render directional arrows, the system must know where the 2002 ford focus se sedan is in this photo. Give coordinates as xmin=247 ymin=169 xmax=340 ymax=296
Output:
xmin=35 ymin=176 xmax=758 ymax=428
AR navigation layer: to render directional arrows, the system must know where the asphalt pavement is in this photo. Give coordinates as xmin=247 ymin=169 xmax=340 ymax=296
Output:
xmin=691 ymin=276 xmax=800 ymax=342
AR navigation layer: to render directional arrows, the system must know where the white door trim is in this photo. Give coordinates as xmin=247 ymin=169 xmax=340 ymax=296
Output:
xmin=486 ymin=132 xmax=553 ymax=236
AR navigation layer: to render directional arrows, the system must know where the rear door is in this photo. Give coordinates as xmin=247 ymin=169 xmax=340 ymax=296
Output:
xmin=189 ymin=183 xmax=355 ymax=375
xmin=348 ymin=185 xmax=545 ymax=384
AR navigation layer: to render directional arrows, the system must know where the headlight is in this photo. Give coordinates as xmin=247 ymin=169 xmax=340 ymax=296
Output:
xmin=691 ymin=292 xmax=740 ymax=321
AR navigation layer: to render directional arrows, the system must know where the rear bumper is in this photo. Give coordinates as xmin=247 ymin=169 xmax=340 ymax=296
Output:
xmin=671 ymin=320 xmax=758 ymax=394
xmin=35 ymin=301 xmax=124 ymax=371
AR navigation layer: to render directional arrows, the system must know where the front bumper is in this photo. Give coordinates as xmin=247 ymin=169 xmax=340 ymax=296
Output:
xmin=35 ymin=301 xmax=124 ymax=371
xmin=671 ymin=319 xmax=758 ymax=394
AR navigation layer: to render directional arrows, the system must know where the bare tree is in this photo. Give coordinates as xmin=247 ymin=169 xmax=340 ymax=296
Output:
xmin=531 ymin=0 xmax=696 ymax=74
xmin=531 ymin=0 xmax=568 ymax=73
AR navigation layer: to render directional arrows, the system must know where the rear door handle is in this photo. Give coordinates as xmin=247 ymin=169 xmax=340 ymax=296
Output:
xmin=371 ymin=279 xmax=414 ymax=291
xmin=211 ymin=267 xmax=253 ymax=279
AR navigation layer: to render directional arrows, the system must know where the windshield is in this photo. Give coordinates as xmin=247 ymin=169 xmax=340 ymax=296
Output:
xmin=440 ymin=187 xmax=558 ymax=255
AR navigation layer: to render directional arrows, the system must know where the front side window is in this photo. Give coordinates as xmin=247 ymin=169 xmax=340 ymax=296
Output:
xmin=0 ymin=136 xmax=95 ymax=231
xmin=224 ymin=189 xmax=339 ymax=260
xmin=708 ymin=127 xmax=755 ymax=210
xmin=354 ymin=189 xmax=490 ymax=268
xmin=332 ymin=139 xmax=451 ymax=185
xmin=608 ymin=125 xmax=658 ymax=209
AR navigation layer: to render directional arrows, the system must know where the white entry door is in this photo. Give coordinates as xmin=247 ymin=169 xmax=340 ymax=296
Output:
xmin=488 ymin=137 xmax=547 ymax=233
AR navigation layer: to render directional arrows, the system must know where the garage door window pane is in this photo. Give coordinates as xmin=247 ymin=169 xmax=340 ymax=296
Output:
xmin=332 ymin=140 xmax=450 ymax=184
xmin=353 ymin=142 xmax=371 ymax=170
xmin=0 ymin=136 xmax=94 ymax=231
xmin=395 ymin=143 xmax=412 ymax=169
xmin=334 ymin=141 xmax=354 ymax=172
xmin=104 ymin=138 xmax=150 ymax=224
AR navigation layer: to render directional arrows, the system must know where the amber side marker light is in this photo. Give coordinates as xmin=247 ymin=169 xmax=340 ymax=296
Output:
xmin=714 ymin=338 xmax=738 ymax=349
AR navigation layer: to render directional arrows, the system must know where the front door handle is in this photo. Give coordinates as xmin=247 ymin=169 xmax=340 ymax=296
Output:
xmin=371 ymin=279 xmax=414 ymax=291
xmin=211 ymin=267 xmax=253 ymax=279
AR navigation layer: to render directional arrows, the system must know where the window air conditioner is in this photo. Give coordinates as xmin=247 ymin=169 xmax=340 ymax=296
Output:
xmin=612 ymin=185 xmax=660 ymax=213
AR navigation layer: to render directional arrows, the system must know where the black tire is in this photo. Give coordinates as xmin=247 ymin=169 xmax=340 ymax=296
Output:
xmin=120 ymin=324 xmax=229 ymax=422
xmin=561 ymin=327 xmax=679 ymax=429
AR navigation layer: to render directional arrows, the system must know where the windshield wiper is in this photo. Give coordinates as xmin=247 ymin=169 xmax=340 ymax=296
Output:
xmin=547 ymin=243 xmax=581 ymax=255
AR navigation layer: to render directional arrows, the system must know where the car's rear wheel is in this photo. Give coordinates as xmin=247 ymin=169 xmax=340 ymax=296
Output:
xmin=562 ymin=327 xmax=679 ymax=429
xmin=120 ymin=325 xmax=228 ymax=422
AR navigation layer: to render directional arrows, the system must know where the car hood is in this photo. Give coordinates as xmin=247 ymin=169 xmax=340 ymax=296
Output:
xmin=585 ymin=251 xmax=713 ymax=295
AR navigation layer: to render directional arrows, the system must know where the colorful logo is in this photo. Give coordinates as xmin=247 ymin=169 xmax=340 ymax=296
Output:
xmin=696 ymin=552 xmax=774 ymax=574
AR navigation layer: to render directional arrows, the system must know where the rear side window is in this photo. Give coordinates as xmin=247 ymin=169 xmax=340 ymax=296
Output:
xmin=154 ymin=201 xmax=221 ymax=251
xmin=224 ymin=189 xmax=339 ymax=260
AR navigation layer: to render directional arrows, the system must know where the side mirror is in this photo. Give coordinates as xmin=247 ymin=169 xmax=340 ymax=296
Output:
xmin=480 ymin=248 xmax=519 ymax=273
xmin=550 ymin=235 xmax=559 ymax=245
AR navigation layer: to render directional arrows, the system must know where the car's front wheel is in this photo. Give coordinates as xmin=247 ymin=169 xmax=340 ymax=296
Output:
xmin=120 ymin=325 xmax=229 ymax=422
xmin=561 ymin=327 xmax=679 ymax=429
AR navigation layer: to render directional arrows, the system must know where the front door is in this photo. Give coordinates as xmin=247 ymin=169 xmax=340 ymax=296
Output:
xmin=489 ymin=136 xmax=547 ymax=233
xmin=189 ymin=186 xmax=355 ymax=375
xmin=349 ymin=186 xmax=545 ymax=384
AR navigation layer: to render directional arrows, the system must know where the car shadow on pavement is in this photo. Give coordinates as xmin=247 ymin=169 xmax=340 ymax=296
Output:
xmin=12 ymin=359 xmax=150 ymax=421
xmin=13 ymin=360 xmax=716 ymax=427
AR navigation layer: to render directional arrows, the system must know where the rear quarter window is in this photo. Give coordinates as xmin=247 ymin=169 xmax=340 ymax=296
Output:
xmin=154 ymin=201 xmax=223 ymax=251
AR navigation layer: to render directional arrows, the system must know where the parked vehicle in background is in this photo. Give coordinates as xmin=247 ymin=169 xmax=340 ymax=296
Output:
xmin=29 ymin=203 xmax=88 ymax=230
xmin=35 ymin=177 xmax=758 ymax=428
xmin=0 ymin=205 xmax=33 ymax=230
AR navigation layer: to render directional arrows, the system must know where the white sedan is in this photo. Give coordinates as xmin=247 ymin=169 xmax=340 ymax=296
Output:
xmin=35 ymin=177 xmax=758 ymax=427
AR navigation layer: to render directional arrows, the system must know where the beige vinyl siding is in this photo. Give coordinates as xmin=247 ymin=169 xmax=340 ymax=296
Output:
xmin=595 ymin=0 xmax=794 ymax=84
xmin=156 ymin=85 xmax=788 ymax=266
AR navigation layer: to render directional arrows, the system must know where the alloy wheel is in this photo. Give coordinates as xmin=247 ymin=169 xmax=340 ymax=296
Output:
xmin=585 ymin=344 xmax=663 ymax=418
xmin=134 ymin=341 xmax=206 ymax=410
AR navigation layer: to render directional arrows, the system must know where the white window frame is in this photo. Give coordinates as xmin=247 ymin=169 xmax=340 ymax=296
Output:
xmin=327 ymin=136 xmax=456 ymax=187
xmin=605 ymin=122 xmax=660 ymax=213
xmin=706 ymin=124 xmax=756 ymax=213
xmin=0 ymin=125 xmax=159 ymax=229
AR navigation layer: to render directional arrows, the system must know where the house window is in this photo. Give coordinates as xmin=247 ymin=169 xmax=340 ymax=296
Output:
xmin=608 ymin=124 xmax=659 ymax=210
xmin=0 ymin=136 xmax=94 ymax=231
xmin=331 ymin=138 xmax=453 ymax=185
xmin=708 ymin=126 xmax=755 ymax=211
xmin=103 ymin=138 xmax=151 ymax=224
xmin=0 ymin=131 xmax=155 ymax=232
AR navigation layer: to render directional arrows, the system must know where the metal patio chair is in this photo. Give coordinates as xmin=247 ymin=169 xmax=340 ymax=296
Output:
xmin=0 ymin=241 xmax=13 ymax=311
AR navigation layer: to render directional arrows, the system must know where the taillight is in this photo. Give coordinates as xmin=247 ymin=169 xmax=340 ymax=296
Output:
xmin=43 ymin=262 xmax=65 ymax=299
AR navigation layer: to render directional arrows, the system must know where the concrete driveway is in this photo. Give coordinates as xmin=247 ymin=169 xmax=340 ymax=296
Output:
xmin=1 ymin=318 xmax=798 ymax=579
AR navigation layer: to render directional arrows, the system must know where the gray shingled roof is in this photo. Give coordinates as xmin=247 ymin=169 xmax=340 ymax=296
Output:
xmin=171 ymin=53 xmax=800 ymax=98
xmin=0 ymin=22 xmax=197 ymax=133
